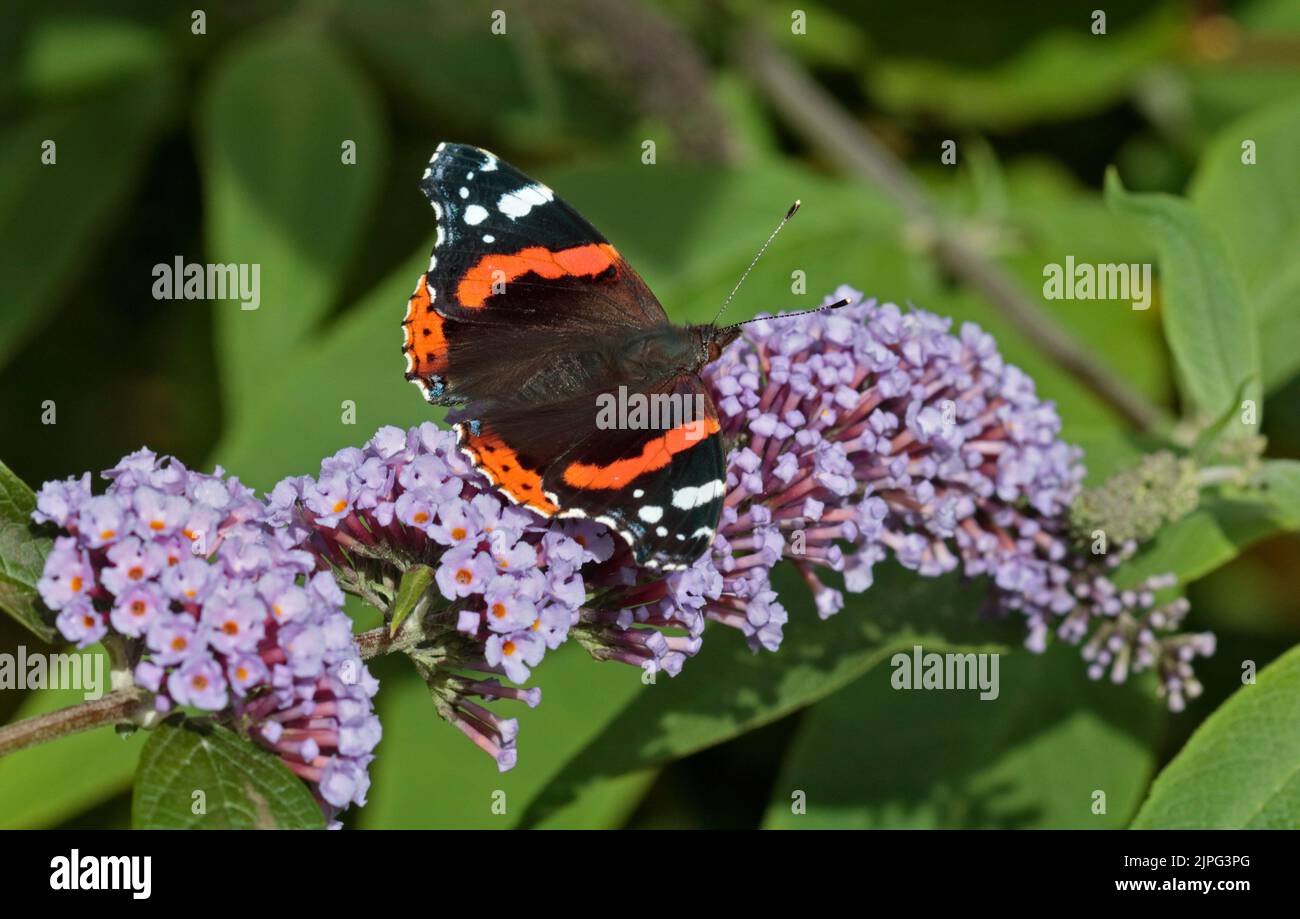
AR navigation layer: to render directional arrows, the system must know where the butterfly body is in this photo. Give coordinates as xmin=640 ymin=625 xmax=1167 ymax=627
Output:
xmin=403 ymin=143 xmax=736 ymax=570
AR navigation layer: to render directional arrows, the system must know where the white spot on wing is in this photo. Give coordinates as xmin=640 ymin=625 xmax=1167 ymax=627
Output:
xmin=464 ymin=204 xmax=489 ymax=226
xmin=671 ymin=480 xmax=725 ymax=510
xmin=498 ymin=183 xmax=554 ymax=220
xmin=638 ymin=505 xmax=663 ymax=524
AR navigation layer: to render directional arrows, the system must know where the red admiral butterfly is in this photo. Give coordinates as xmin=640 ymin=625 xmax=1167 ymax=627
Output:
xmin=403 ymin=143 xmax=827 ymax=570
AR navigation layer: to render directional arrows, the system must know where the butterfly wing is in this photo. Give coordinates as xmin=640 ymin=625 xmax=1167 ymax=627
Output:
xmin=458 ymin=372 xmax=726 ymax=569
xmin=404 ymin=143 xmax=726 ymax=569
xmin=402 ymin=143 xmax=666 ymax=407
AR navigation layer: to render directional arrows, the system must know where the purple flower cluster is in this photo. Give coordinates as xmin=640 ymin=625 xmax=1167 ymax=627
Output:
xmin=692 ymin=286 xmax=1212 ymax=708
xmin=33 ymin=450 xmax=381 ymax=820
xmin=267 ymin=423 xmax=616 ymax=770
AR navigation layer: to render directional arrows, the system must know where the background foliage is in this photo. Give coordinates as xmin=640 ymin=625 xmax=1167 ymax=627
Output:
xmin=1 ymin=0 xmax=1298 ymax=829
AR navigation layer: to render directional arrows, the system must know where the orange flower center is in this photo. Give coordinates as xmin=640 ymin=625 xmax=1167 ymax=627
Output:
xmin=170 ymin=636 xmax=188 ymax=652
xmin=191 ymin=675 xmax=208 ymax=690
xmin=332 ymin=499 xmax=347 ymax=513
xmin=149 ymin=519 xmax=165 ymax=531
xmin=130 ymin=600 xmax=147 ymax=616
xmin=455 ymin=568 xmax=473 ymax=586
xmin=235 ymin=666 xmax=249 ymax=681
xmin=222 ymin=621 xmax=239 ymax=635
xmin=502 ymin=640 xmax=516 ymax=657
xmin=82 ymin=614 xmax=95 ymax=628
xmin=413 ymin=511 xmax=430 ymax=524
xmin=69 ymin=576 xmax=83 ymax=593
xmin=100 ymin=529 xmax=116 ymax=540
xmin=451 ymin=527 xmax=467 ymax=540
xmin=128 ymin=566 xmax=144 ymax=580
xmin=491 ymin=602 xmax=507 ymax=619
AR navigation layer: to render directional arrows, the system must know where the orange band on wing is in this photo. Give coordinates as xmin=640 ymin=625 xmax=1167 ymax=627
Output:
xmin=456 ymin=243 xmax=619 ymax=308
xmin=462 ymin=430 xmax=559 ymax=515
xmin=562 ymin=418 xmax=720 ymax=490
xmin=403 ymin=274 xmax=448 ymax=374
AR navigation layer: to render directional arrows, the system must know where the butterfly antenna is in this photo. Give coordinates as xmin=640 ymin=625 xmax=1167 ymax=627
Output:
xmin=722 ymin=297 xmax=854 ymax=331
xmin=711 ymin=200 xmax=801 ymax=326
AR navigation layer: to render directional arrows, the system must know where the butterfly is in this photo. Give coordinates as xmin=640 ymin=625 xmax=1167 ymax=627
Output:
xmin=402 ymin=143 xmax=831 ymax=570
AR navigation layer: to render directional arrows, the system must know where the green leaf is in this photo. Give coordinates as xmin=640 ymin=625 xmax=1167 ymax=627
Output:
xmin=0 ymin=647 xmax=142 ymax=829
xmin=869 ymin=7 xmax=1180 ymax=130
xmin=209 ymin=243 xmax=438 ymax=490
xmin=198 ymin=24 xmax=386 ymax=423
xmin=1192 ymin=92 xmax=1300 ymax=392
xmin=0 ymin=458 xmax=55 ymax=642
xmin=1132 ymin=643 xmax=1300 ymax=828
xmin=1105 ymin=168 xmax=1260 ymax=431
xmin=357 ymin=644 xmax=647 ymax=829
xmin=389 ymin=563 xmax=433 ymax=637
xmin=1256 ymin=460 xmax=1300 ymax=531
xmin=19 ymin=17 xmax=166 ymax=96
xmin=933 ymin=159 xmax=1170 ymax=434
xmin=762 ymin=644 xmax=1162 ymax=828
xmin=518 ymin=564 xmax=1017 ymax=827
xmin=132 ymin=720 xmax=324 ymax=829
xmin=1114 ymin=493 xmax=1296 ymax=589
xmin=0 ymin=70 xmax=174 ymax=368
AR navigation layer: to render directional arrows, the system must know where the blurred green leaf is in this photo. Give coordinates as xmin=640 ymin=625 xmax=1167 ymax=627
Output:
xmin=336 ymin=0 xmax=532 ymax=133
xmin=0 ymin=70 xmax=173 ymax=368
xmin=1180 ymin=0 xmax=1300 ymax=149
xmin=762 ymin=644 xmax=1162 ymax=828
xmin=1256 ymin=460 xmax=1300 ymax=530
xmin=209 ymin=243 xmax=434 ymax=489
xmin=133 ymin=720 xmax=324 ymax=829
xmin=1191 ymin=92 xmax=1300 ymax=392
xmin=0 ymin=647 xmax=142 ymax=829
xmin=0 ymin=458 xmax=55 ymax=642
xmin=869 ymin=7 xmax=1181 ymax=130
xmin=358 ymin=644 xmax=646 ymax=829
xmin=1105 ymin=168 xmax=1260 ymax=431
xmin=519 ymin=564 xmax=1017 ymax=827
xmin=933 ymin=159 xmax=1172 ymax=431
xmin=765 ymin=1 xmax=870 ymax=70
xmin=1115 ymin=493 xmax=1296 ymax=588
xmin=199 ymin=24 xmax=387 ymax=423
xmin=1133 ymin=642 xmax=1300 ymax=828
xmin=20 ymin=17 xmax=165 ymax=96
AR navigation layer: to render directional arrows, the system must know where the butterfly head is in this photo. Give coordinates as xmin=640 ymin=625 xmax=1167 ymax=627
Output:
xmin=697 ymin=323 xmax=742 ymax=366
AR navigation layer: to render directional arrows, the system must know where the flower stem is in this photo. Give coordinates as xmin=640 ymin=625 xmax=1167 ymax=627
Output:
xmin=0 ymin=687 xmax=149 ymax=759
xmin=0 ymin=624 xmax=412 ymax=760
xmin=356 ymin=626 xmax=395 ymax=660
